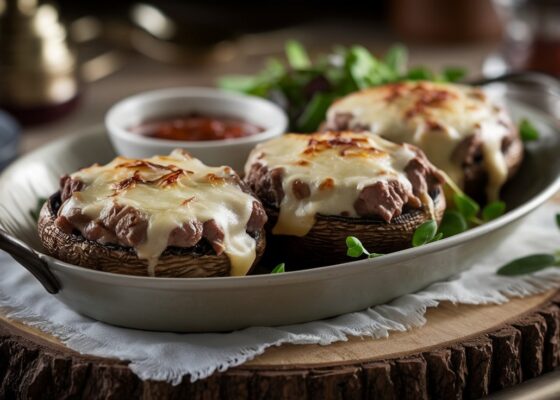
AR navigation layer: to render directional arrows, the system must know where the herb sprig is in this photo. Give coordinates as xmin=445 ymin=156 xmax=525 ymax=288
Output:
xmin=271 ymin=263 xmax=285 ymax=273
xmin=219 ymin=41 xmax=466 ymax=132
xmin=519 ymin=118 xmax=540 ymax=142
xmin=346 ymin=236 xmax=383 ymax=259
xmin=497 ymin=214 xmax=560 ymax=276
xmin=29 ymin=197 xmax=47 ymax=222
xmin=435 ymin=173 xmax=506 ymax=241
xmin=412 ymin=220 xmax=441 ymax=247
xmin=346 ymin=174 xmax=509 ymax=260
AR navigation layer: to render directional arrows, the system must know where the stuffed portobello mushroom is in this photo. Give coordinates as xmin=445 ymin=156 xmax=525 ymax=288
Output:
xmin=38 ymin=149 xmax=267 ymax=277
xmin=325 ymin=81 xmax=523 ymax=202
xmin=244 ymin=131 xmax=446 ymax=267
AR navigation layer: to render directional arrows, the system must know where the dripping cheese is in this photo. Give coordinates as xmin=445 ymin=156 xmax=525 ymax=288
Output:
xmin=59 ymin=150 xmax=262 ymax=276
xmin=245 ymin=131 xmax=442 ymax=237
xmin=326 ymin=81 xmax=516 ymax=200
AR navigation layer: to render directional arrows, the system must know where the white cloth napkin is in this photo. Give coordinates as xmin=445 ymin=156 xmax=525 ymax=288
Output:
xmin=1 ymin=203 xmax=560 ymax=384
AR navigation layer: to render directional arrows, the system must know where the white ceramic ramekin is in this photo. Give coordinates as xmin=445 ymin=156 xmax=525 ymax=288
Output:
xmin=105 ymin=87 xmax=288 ymax=171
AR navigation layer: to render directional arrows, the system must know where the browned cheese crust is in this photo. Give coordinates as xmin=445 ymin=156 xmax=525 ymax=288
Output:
xmin=38 ymin=154 xmax=268 ymax=277
xmin=245 ymin=135 xmax=444 ymax=223
xmin=244 ymin=132 xmax=447 ymax=268
xmin=325 ymin=82 xmax=524 ymax=202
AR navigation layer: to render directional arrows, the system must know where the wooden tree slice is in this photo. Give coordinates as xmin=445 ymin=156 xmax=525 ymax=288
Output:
xmin=0 ymin=290 xmax=559 ymax=399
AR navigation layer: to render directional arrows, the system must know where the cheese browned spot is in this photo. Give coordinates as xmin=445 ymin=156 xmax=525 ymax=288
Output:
xmin=326 ymin=81 xmax=517 ymax=201
xmin=244 ymin=131 xmax=443 ymax=237
xmin=57 ymin=150 xmax=266 ymax=276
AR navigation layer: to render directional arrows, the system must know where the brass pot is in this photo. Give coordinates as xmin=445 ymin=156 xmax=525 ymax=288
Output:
xmin=0 ymin=0 xmax=121 ymax=124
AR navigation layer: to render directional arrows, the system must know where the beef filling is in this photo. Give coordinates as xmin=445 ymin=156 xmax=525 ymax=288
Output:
xmin=245 ymin=148 xmax=444 ymax=223
xmin=354 ymin=181 xmax=413 ymax=221
xmin=328 ymin=112 xmax=519 ymax=192
xmin=167 ymin=221 xmax=203 ymax=248
xmin=60 ymin=175 xmax=84 ymax=202
xmin=325 ymin=112 xmax=369 ymax=132
xmin=54 ymin=175 xmax=266 ymax=253
xmin=245 ymin=163 xmax=285 ymax=207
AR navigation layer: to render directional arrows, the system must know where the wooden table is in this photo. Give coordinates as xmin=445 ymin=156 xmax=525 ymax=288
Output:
xmin=1 ymin=290 xmax=558 ymax=399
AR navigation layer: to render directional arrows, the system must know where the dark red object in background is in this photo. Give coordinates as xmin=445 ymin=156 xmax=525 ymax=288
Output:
xmin=391 ymin=0 xmax=502 ymax=43
xmin=524 ymin=1 xmax=560 ymax=76
xmin=527 ymin=39 xmax=560 ymax=76
xmin=0 ymin=96 xmax=81 ymax=127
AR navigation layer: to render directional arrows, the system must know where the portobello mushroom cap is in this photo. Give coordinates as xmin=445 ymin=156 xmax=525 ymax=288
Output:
xmin=38 ymin=193 xmax=266 ymax=277
xmin=325 ymin=81 xmax=524 ymax=203
xmin=262 ymin=188 xmax=445 ymax=268
xmin=244 ymin=131 xmax=447 ymax=268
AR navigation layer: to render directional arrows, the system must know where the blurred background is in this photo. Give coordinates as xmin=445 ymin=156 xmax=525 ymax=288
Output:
xmin=1 ymin=0 xmax=560 ymax=166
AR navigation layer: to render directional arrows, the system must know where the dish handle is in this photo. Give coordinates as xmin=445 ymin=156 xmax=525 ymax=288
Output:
xmin=0 ymin=229 xmax=60 ymax=294
xmin=468 ymin=71 xmax=560 ymax=96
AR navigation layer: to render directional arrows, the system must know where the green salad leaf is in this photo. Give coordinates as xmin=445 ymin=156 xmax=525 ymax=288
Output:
xmin=29 ymin=197 xmax=47 ymax=222
xmin=412 ymin=220 xmax=439 ymax=247
xmin=439 ymin=210 xmax=468 ymax=238
xmin=497 ymin=214 xmax=560 ymax=276
xmin=497 ymin=254 xmax=557 ymax=276
xmin=271 ymin=263 xmax=285 ymax=273
xmin=482 ymin=201 xmax=506 ymax=222
xmin=519 ymin=118 xmax=540 ymax=142
xmin=453 ymin=193 xmax=480 ymax=221
xmin=441 ymin=67 xmax=467 ymax=83
xmin=296 ymin=93 xmax=334 ymax=132
xmin=285 ymin=40 xmax=311 ymax=69
xmin=346 ymin=236 xmax=383 ymax=259
xmin=218 ymin=41 xmax=468 ymax=132
xmin=383 ymin=44 xmax=408 ymax=75
xmin=406 ymin=66 xmax=434 ymax=81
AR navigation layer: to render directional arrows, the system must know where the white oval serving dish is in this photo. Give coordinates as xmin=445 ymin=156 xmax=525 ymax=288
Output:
xmin=0 ymin=97 xmax=559 ymax=332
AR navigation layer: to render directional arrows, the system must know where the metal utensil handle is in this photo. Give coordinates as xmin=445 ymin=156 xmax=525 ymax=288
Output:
xmin=0 ymin=229 xmax=60 ymax=294
xmin=468 ymin=71 xmax=560 ymax=97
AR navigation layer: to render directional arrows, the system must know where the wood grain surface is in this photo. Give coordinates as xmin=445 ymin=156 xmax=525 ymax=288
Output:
xmin=1 ymin=290 xmax=559 ymax=399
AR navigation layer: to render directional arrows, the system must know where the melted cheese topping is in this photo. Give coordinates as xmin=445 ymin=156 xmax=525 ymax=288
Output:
xmin=245 ymin=132 xmax=419 ymax=236
xmin=326 ymin=81 xmax=514 ymax=200
xmin=60 ymin=150 xmax=258 ymax=276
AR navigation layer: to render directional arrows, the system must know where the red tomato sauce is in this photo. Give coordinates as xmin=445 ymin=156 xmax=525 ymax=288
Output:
xmin=130 ymin=113 xmax=264 ymax=141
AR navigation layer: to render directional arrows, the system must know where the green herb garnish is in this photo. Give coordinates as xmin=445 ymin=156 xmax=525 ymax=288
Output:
xmin=497 ymin=254 xmax=558 ymax=276
xmin=383 ymin=44 xmax=408 ymax=75
xmin=412 ymin=220 xmax=440 ymax=247
xmin=217 ymin=75 xmax=260 ymax=93
xmin=346 ymin=236 xmax=383 ymax=259
xmin=482 ymin=201 xmax=506 ymax=222
xmin=439 ymin=173 xmax=504 ymax=235
xmin=219 ymin=41 xmax=468 ymax=132
xmin=346 ymin=45 xmax=394 ymax=89
xmin=496 ymin=214 xmax=560 ymax=276
xmin=285 ymin=40 xmax=311 ymax=70
xmin=296 ymin=93 xmax=334 ymax=132
xmin=440 ymin=67 xmax=467 ymax=83
xmin=406 ymin=66 xmax=434 ymax=81
xmin=438 ymin=210 xmax=468 ymax=238
xmin=271 ymin=263 xmax=285 ymax=273
xmin=453 ymin=193 xmax=480 ymax=221
xmin=29 ymin=197 xmax=47 ymax=222
xmin=519 ymin=118 xmax=540 ymax=142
